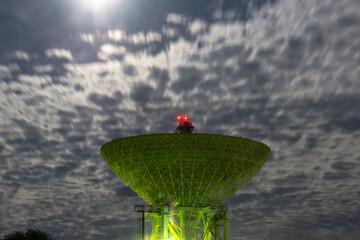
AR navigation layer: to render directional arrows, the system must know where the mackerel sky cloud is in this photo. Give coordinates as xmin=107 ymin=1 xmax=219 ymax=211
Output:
xmin=0 ymin=0 xmax=360 ymax=239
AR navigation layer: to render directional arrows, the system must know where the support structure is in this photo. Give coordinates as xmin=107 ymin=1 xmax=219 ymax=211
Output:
xmin=135 ymin=205 xmax=230 ymax=240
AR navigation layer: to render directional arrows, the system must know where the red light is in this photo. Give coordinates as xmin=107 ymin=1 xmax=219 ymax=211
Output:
xmin=184 ymin=116 xmax=188 ymax=121
xmin=177 ymin=116 xmax=181 ymax=120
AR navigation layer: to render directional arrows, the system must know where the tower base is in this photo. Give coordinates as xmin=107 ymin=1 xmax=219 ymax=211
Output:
xmin=135 ymin=205 xmax=230 ymax=240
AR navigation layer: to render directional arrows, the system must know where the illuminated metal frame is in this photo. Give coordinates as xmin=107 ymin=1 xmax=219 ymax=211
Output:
xmin=135 ymin=205 xmax=230 ymax=240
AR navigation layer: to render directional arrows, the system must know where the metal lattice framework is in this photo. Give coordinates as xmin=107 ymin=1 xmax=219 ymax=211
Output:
xmin=135 ymin=205 xmax=230 ymax=240
xmin=101 ymin=134 xmax=270 ymax=209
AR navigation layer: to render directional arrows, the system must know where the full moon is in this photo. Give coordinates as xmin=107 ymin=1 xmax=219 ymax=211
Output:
xmin=81 ymin=0 xmax=117 ymax=13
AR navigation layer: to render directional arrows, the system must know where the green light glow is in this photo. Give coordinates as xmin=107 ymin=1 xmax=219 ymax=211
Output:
xmin=101 ymin=134 xmax=270 ymax=239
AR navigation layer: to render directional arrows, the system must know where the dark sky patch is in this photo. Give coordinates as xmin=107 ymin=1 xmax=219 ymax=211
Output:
xmin=88 ymin=91 xmax=123 ymax=110
xmin=2 ymin=165 xmax=53 ymax=184
xmin=149 ymin=66 xmax=170 ymax=93
xmin=122 ymin=64 xmax=137 ymax=76
xmin=331 ymin=161 xmax=356 ymax=171
xmin=324 ymin=117 xmax=360 ymax=133
xmin=54 ymin=163 xmax=77 ymax=178
xmin=130 ymin=83 xmax=155 ymax=105
xmin=323 ymin=171 xmax=351 ymax=181
xmin=115 ymin=186 xmax=138 ymax=198
xmin=74 ymin=83 xmax=84 ymax=92
xmin=170 ymin=66 xmax=203 ymax=92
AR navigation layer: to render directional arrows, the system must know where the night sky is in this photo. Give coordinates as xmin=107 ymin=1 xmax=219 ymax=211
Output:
xmin=1 ymin=0 xmax=360 ymax=239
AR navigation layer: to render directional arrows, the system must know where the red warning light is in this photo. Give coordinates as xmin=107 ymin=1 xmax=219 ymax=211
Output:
xmin=184 ymin=116 xmax=188 ymax=121
xmin=177 ymin=116 xmax=181 ymax=120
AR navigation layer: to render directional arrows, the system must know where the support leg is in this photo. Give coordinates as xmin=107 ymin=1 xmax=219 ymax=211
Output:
xmin=223 ymin=212 xmax=230 ymax=240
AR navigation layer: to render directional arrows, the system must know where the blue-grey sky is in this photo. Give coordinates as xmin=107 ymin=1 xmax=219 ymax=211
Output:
xmin=1 ymin=0 xmax=360 ymax=239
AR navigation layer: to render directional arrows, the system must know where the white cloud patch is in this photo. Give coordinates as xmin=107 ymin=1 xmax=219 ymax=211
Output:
xmin=166 ymin=13 xmax=187 ymax=24
xmin=145 ymin=31 xmax=162 ymax=43
xmin=0 ymin=63 xmax=21 ymax=78
xmin=162 ymin=26 xmax=177 ymax=37
xmin=80 ymin=32 xmax=95 ymax=44
xmin=127 ymin=31 xmax=162 ymax=45
xmin=8 ymin=63 xmax=21 ymax=72
xmin=0 ymin=65 xmax=11 ymax=78
xmin=18 ymin=74 xmax=52 ymax=88
xmin=128 ymin=32 xmax=146 ymax=45
xmin=189 ymin=19 xmax=207 ymax=35
xmin=34 ymin=64 xmax=53 ymax=73
xmin=97 ymin=44 xmax=126 ymax=61
xmin=107 ymin=29 xmax=127 ymax=42
xmin=80 ymin=30 xmax=161 ymax=46
xmin=45 ymin=48 xmax=73 ymax=61
xmin=9 ymin=50 xmax=30 ymax=61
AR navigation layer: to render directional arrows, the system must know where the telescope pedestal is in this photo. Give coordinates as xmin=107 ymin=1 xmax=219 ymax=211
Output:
xmin=135 ymin=205 xmax=230 ymax=240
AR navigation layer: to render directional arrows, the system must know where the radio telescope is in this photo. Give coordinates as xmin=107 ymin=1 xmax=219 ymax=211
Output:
xmin=101 ymin=116 xmax=270 ymax=239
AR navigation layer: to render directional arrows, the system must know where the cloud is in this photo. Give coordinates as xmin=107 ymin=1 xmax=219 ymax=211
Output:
xmin=0 ymin=65 xmax=12 ymax=78
xmin=97 ymin=44 xmax=126 ymax=61
xmin=34 ymin=64 xmax=53 ymax=74
xmin=189 ymin=19 xmax=207 ymax=35
xmin=45 ymin=48 xmax=73 ymax=61
xmin=162 ymin=26 xmax=178 ymax=38
xmin=107 ymin=29 xmax=127 ymax=42
xmin=166 ymin=13 xmax=186 ymax=25
xmin=8 ymin=50 xmax=30 ymax=61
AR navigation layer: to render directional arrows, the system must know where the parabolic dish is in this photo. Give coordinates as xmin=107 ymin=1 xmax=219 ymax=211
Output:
xmin=101 ymin=134 xmax=270 ymax=209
